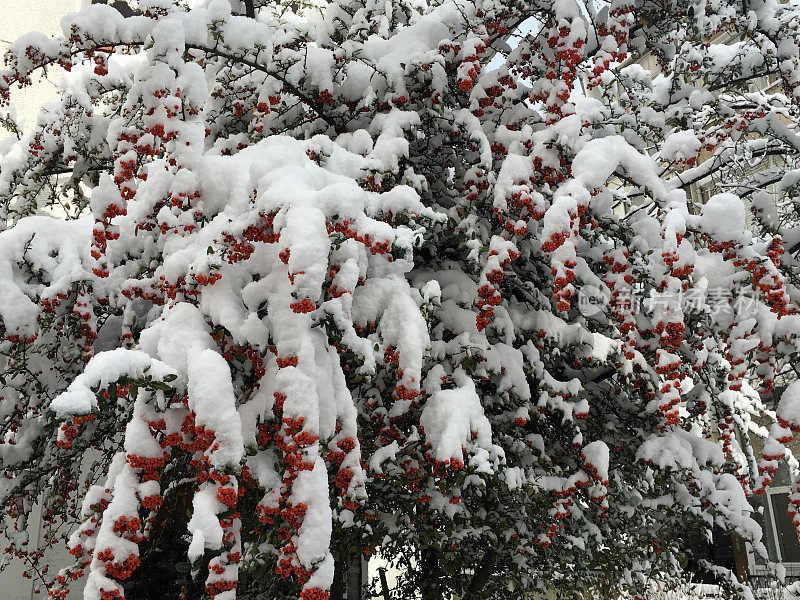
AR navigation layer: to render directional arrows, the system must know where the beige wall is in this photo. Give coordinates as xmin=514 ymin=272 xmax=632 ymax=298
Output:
xmin=0 ymin=0 xmax=86 ymax=135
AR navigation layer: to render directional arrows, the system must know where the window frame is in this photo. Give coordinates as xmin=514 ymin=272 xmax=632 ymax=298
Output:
xmin=748 ymin=486 xmax=800 ymax=577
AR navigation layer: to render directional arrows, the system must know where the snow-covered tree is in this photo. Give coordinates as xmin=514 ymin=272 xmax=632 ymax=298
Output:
xmin=2 ymin=0 xmax=800 ymax=598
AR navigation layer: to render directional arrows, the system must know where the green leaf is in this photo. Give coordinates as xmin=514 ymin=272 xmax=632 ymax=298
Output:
xmin=176 ymin=562 xmax=192 ymax=574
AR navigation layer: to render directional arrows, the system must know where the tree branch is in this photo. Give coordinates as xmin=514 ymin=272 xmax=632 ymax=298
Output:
xmin=2 ymin=37 xmax=345 ymax=134
xmin=378 ymin=567 xmax=391 ymax=600
xmin=186 ymin=43 xmax=345 ymax=134
xmin=708 ymin=70 xmax=779 ymax=93
xmin=242 ymin=0 xmax=255 ymax=19
xmin=463 ymin=550 xmax=497 ymax=599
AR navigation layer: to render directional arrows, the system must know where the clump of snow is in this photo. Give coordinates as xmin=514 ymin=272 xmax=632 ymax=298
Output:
xmin=187 ymin=348 xmax=244 ymax=469
xmin=420 ymin=370 xmax=498 ymax=471
xmin=661 ymin=131 xmax=702 ymax=162
xmin=51 ymin=349 xmax=175 ymax=417
xmin=700 ymin=193 xmax=746 ymax=242
xmin=0 ymin=216 xmax=92 ymax=335
xmin=582 ymin=441 xmax=610 ymax=482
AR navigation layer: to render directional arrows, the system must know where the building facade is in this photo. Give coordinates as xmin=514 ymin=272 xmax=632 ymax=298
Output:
xmin=0 ymin=0 xmax=87 ymax=137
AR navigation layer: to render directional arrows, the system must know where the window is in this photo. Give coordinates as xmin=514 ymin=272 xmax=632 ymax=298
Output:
xmin=770 ymin=493 xmax=800 ymax=562
xmin=749 ymin=464 xmax=800 ymax=572
xmin=696 ymin=182 xmax=714 ymax=205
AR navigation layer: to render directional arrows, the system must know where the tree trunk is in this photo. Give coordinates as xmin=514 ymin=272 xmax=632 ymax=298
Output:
xmin=346 ymin=553 xmax=363 ymax=600
xmin=330 ymin=556 xmax=345 ymax=600
xmin=331 ymin=549 xmax=363 ymax=600
xmin=463 ymin=551 xmax=497 ymax=600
